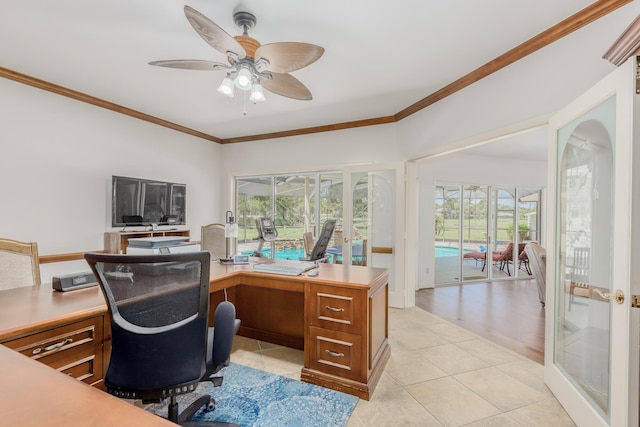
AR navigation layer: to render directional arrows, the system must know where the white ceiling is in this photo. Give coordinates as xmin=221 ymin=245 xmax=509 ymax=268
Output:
xmin=0 ymin=0 xmax=608 ymax=144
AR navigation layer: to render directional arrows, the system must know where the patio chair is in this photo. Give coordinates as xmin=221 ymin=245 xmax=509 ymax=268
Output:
xmin=517 ymin=243 xmax=532 ymax=275
xmin=491 ymin=243 xmax=514 ymax=275
xmin=463 ymin=246 xmax=486 ymax=268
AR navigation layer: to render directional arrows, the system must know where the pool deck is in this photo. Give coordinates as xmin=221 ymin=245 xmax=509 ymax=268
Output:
xmin=434 ymin=241 xmax=530 ymax=283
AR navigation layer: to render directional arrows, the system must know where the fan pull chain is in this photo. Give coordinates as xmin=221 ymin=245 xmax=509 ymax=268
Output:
xmin=243 ymin=91 xmax=248 ymax=116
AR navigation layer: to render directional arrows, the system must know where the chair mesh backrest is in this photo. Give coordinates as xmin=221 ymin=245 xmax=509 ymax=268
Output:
xmin=84 ymin=251 xmax=211 ymax=399
xmin=96 ymin=257 xmax=205 ymax=328
xmin=309 ymin=220 xmax=337 ymax=261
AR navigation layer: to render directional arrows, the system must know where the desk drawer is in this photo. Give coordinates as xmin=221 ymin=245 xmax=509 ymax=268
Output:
xmin=308 ymin=326 xmax=362 ymax=382
xmin=308 ymin=284 xmax=363 ymax=334
xmin=3 ymin=316 xmax=104 ymax=385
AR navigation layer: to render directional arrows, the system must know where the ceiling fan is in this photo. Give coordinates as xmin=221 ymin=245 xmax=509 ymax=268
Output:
xmin=150 ymin=5 xmax=324 ymax=101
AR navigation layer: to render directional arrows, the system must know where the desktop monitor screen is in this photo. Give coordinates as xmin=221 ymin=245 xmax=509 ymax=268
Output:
xmin=112 ymin=175 xmax=186 ymax=227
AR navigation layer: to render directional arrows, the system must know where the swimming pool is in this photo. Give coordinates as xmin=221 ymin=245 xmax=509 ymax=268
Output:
xmin=242 ymin=248 xmax=306 ymax=260
xmin=249 ymin=245 xmax=468 ymax=259
xmin=435 ymin=246 xmax=473 ymax=257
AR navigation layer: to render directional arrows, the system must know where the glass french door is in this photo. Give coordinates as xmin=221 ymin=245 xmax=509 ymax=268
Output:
xmin=342 ymin=163 xmax=405 ymax=307
xmin=545 ymin=56 xmax=639 ymax=426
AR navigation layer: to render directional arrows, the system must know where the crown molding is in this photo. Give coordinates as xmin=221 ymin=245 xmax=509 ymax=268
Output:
xmin=603 ymin=11 xmax=640 ymax=65
xmin=0 ymin=0 xmax=630 ymax=144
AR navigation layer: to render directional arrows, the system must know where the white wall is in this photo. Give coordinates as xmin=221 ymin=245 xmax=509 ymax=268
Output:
xmin=0 ymin=78 xmax=223 ymax=281
xmin=397 ymin=2 xmax=639 ymax=160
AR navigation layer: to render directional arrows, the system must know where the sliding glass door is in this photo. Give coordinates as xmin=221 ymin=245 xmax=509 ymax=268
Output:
xmin=434 ymin=185 xmax=461 ymax=283
xmin=235 ymin=165 xmax=406 ymax=307
xmin=236 ymin=173 xmax=341 ymax=258
xmin=435 ymin=183 xmax=540 ymax=285
xmin=462 ymin=186 xmax=489 ymax=281
xmin=435 ymin=185 xmax=489 ymax=283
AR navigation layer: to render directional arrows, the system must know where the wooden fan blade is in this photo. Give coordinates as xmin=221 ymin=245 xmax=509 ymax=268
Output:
xmin=184 ymin=5 xmax=246 ymax=59
xmin=256 ymin=42 xmax=324 ymax=73
xmin=261 ymin=73 xmax=313 ymax=100
xmin=149 ymin=59 xmax=231 ymax=71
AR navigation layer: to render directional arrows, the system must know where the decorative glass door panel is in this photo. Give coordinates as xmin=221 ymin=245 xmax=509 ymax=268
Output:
xmin=343 ymin=164 xmax=405 ymax=307
xmin=555 ymin=98 xmax=614 ymax=419
xmin=545 ymin=56 xmax=638 ymax=427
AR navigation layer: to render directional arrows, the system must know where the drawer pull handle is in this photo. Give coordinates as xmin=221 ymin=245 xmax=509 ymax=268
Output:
xmin=324 ymin=306 xmax=344 ymax=312
xmin=325 ymin=349 xmax=345 ymax=358
xmin=33 ymin=338 xmax=73 ymax=354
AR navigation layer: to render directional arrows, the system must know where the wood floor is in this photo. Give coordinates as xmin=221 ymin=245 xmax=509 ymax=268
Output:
xmin=415 ymin=277 xmax=545 ymax=364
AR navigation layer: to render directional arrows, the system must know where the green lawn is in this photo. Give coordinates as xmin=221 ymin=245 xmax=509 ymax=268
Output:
xmin=437 ymin=218 xmax=518 ymax=242
xmin=237 ymin=221 xmax=369 ymax=242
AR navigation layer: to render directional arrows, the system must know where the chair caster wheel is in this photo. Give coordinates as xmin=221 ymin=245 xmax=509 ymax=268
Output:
xmin=206 ymin=398 xmax=215 ymax=411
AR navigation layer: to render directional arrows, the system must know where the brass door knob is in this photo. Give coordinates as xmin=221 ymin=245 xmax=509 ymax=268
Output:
xmin=593 ymin=288 xmax=624 ymax=304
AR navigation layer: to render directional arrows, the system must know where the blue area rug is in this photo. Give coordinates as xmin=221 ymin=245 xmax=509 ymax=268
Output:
xmin=149 ymin=363 xmax=358 ymax=427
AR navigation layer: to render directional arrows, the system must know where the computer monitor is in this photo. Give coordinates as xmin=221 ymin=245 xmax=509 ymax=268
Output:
xmin=306 ymin=220 xmax=337 ymax=262
xmin=122 ymin=215 xmax=144 ymax=225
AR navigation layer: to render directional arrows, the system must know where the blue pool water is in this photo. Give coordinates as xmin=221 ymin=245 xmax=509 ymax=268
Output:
xmin=435 ymin=246 xmax=473 ymax=257
xmin=243 ymin=248 xmax=306 ymax=260
xmin=249 ymin=246 xmax=467 ymax=259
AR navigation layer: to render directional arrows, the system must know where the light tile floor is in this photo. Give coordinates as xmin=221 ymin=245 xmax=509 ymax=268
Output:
xmin=229 ymin=307 xmax=575 ymax=427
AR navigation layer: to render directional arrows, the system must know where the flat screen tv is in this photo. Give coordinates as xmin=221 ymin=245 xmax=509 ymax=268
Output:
xmin=111 ymin=175 xmax=186 ymax=227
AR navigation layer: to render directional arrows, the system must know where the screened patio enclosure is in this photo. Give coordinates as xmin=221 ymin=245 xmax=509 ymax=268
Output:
xmin=434 ymin=184 xmax=541 ymax=284
xmin=234 ymin=172 xmax=368 ymax=261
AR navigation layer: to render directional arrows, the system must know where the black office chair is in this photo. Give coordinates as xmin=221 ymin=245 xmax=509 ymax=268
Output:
xmin=84 ymin=251 xmax=239 ymax=426
xmin=302 ymin=219 xmax=337 ymax=262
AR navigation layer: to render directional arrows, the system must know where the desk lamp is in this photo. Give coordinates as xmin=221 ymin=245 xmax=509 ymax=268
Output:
xmin=221 ymin=210 xmax=238 ymax=264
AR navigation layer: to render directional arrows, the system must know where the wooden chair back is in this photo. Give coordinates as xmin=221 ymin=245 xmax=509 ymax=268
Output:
xmin=0 ymin=238 xmax=41 ymax=289
xmin=303 ymin=232 xmax=314 ymax=256
xmin=201 ymin=223 xmax=226 ymax=260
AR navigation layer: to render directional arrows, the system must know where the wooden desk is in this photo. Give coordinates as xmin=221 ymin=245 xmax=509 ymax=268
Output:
xmin=0 ymin=285 xmax=108 ymax=388
xmin=207 ymin=261 xmax=390 ymax=400
xmin=0 ymin=261 xmax=389 ymax=417
xmin=0 ymin=343 xmax=175 ymax=427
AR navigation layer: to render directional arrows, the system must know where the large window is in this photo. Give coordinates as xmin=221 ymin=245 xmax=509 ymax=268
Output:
xmin=235 ymin=172 xmax=343 ymax=259
xmin=435 ymin=184 xmax=541 ymax=284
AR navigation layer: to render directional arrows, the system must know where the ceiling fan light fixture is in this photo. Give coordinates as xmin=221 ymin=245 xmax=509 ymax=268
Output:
xmin=217 ymin=75 xmax=235 ymax=98
xmin=234 ymin=67 xmax=252 ymax=90
xmin=150 ymin=6 xmax=324 ymax=107
xmin=249 ymin=81 xmax=266 ymax=103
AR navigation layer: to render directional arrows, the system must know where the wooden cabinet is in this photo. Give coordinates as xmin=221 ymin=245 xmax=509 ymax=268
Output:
xmin=303 ymin=279 xmax=390 ymax=400
xmin=0 ymin=263 xmax=388 ymax=402
xmin=2 ymin=316 xmax=105 ymax=387
xmin=0 ymin=285 xmax=109 ymax=389
xmin=104 ymin=230 xmax=190 ymax=254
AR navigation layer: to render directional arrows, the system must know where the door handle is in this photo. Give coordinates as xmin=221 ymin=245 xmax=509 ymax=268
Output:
xmin=593 ymin=288 xmax=624 ymax=304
